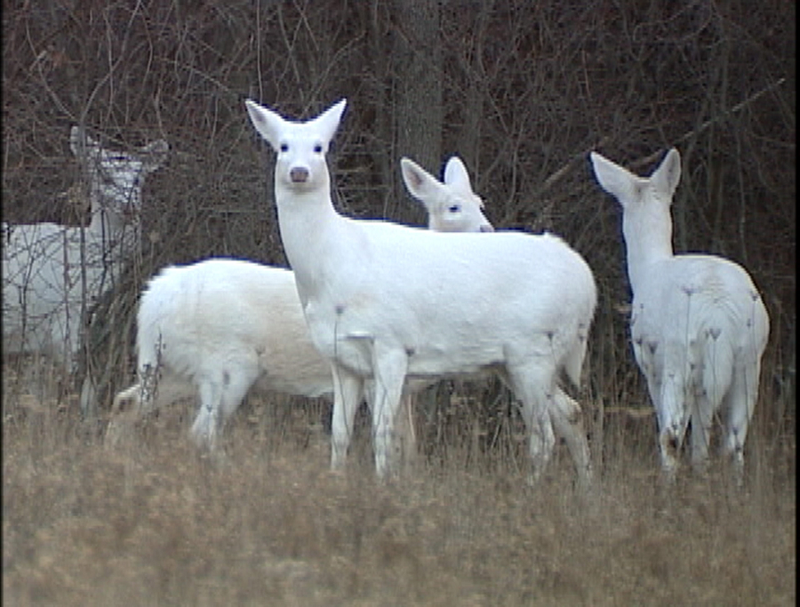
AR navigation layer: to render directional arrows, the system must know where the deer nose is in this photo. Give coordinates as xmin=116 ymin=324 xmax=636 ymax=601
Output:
xmin=480 ymin=224 xmax=495 ymax=233
xmin=290 ymin=167 xmax=309 ymax=183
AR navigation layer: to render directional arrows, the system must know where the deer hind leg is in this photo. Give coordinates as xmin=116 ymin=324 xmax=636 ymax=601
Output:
xmin=105 ymin=366 xmax=168 ymax=449
xmin=216 ymin=361 xmax=261 ymax=438
xmin=190 ymin=376 xmax=223 ymax=452
xmin=690 ymin=327 xmax=737 ymax=477
xmin=104 ymin=383 xmax=142 ymax=449
xmin=550 ymin=388 xmax=593 ymax=488
xmin=507 ymin=361 xmax=557 ymax=485
xmin=657 ymin=370 xmax=690 ymax=484
xmin=721 ymin=361 xmax=761 ymax=486
xmin=689 ymin=392 xmax=713 ymax=476
xmin=189 ymin=361 xmax=259 ymax=454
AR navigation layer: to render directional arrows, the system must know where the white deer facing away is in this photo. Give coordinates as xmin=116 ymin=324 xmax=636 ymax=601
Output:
xmin=590 ymin=148 xmax=769 ymax=483
xmin=3 ymin=127 xmax=168 ymax=394
xmin=107 ymin=158 xmax=493 ymax=453
xmin=245 ymin=98 xmax=597 ymax=485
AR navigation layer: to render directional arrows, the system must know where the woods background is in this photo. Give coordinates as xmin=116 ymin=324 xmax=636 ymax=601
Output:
xmin=2 ymin=0 xmax=795 ymax=438
xmin=2 ymin=2 xmax=796 ymax=603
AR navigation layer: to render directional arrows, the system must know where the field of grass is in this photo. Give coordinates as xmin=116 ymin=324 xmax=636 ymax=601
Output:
xmin=2 ymin=370 xmax=795 ymax=606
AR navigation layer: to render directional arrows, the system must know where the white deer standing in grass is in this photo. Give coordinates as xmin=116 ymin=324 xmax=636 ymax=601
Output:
xmin=245 ymin=98 xmax=596 ymax=485
xmin=590 ymin=149 xmax=769 ymax=483
xmin=107 ymin=156 xmax=493 ymax=453
xmin=3 ymin=126 xmax=168 ymax=402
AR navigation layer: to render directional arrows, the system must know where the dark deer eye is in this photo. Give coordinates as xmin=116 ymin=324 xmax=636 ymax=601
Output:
xmin=280 ymin=143 xmax=289 ymax=152
xmin=448 ymin=205 xmax=460 ymax=213
xmin=313 ymin=144 xmax=323 ymax=153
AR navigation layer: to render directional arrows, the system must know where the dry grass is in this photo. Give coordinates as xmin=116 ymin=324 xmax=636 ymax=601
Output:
xmin=2 ymin=368 xmax=795 ymax=607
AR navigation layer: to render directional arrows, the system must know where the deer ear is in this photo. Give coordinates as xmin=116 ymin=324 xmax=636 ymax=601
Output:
xmin=245 ymin=99 xmax=286 ymax=152
xmin=590 ymin=151 xmax=642 ymax=208
xmin=401 ymin=157 xmax=438 ymax=202
xmin=313 ymin=99 xmax=347 ymax=147
xmin=443 ymin=156 xmax=470 ymax=189
xmin=651 ymin=148 xmax=681 ymax=199
xmin=70 ymin=126 xmax=101 ymax=160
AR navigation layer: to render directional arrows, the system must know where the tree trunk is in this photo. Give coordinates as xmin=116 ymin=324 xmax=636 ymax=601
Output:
xmin=391 ymin=0 xmax=443 ymax=225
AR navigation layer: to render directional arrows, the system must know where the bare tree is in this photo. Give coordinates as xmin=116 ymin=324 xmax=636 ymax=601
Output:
xmin=390 ymin=0 xmax=444 ymax=224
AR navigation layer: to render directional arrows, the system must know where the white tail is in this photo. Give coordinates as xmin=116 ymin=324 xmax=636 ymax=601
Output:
xmin=245 ymin=98 xmax=597 ymax=485
xmin=108 ymin=163 xmax=494 ymax=452
xmin=590 ymin=148 xmax=769 ymax=483
xmin=3 ymin=127 xmax=168 ymax=381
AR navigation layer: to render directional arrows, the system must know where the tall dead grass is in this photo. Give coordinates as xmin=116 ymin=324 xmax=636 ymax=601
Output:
xmin=2 ymin=367 xmax=795 ymax=607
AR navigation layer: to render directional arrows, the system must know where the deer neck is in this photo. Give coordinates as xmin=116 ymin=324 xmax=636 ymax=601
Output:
xmin=623 ymin=231 xmax=673 ymax=294
xmin=87 ymin=197 xmax=139 ymax=256
xmin=275 ymin=186 xmax=344 ymax=286
xmin=89 ymin=204 xmax=118 ymax=235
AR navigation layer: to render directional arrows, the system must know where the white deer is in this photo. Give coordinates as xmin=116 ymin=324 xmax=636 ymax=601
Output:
xmin=412 ymin=156 xmax=495 ymax=234
xmin=245 ymin=98 xmax=596 ymax=485
xmin=400 ymin=156 xmax=599 ymax=479
xmin=590 ymin=148 xmax=769 ymax=483
xmin=3 ymin=126 xmax=168 ymax=397
xmin=107 ymin=157 xmax=493 ymax=452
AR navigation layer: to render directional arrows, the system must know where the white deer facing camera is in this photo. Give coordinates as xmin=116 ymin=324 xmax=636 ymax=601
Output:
xmin=246 ymin=98 xmax=597 ymax=486
xmin=107 ymin=157 xmax=493 ymax=454
xmin=3 ymin=126 xmax=168 ymax=399
xmin=590 ymin=148 xmax=769 ymax=484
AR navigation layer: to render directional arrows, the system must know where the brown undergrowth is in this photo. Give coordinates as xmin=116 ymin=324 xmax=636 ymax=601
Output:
xmin=2 ymin=373 xmax=795 ymax=607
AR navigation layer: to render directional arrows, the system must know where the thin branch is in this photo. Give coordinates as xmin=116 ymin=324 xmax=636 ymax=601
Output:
xmin=630 ymin=77 xmax=787 ymax=171
xmin=534 ymin=77 xmax=787 ymax=196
